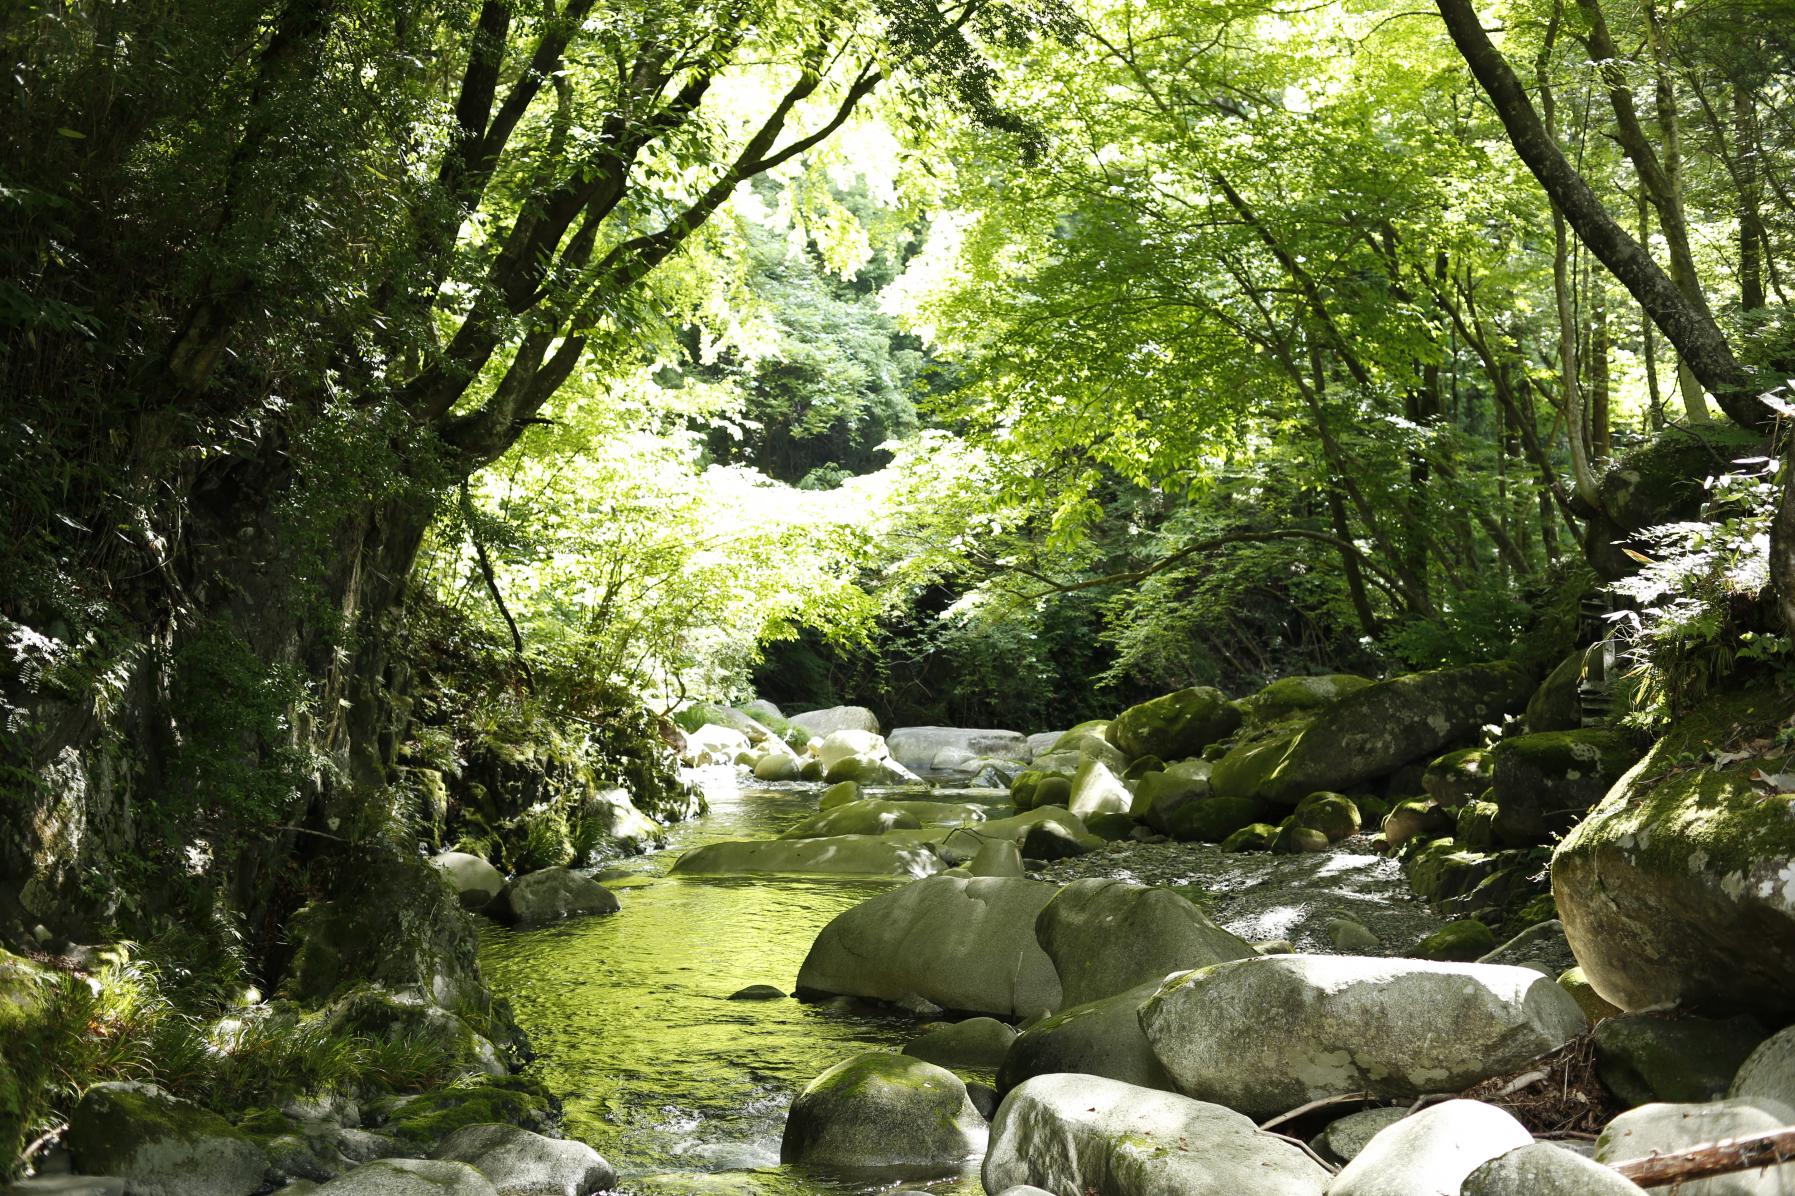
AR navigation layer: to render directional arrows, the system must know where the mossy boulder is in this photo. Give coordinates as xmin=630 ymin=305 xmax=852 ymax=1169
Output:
xmin=1236 ymin=674 xmax=1374 ymax=725
xmin=1213 ymin=664 xmax=1534 ymax=805
xmin=1412 ymin=919 xmax=1497 ymax=962
xmin=1383 ymin=798 xmax=1452 ymax=847
xmin=902 ymin=1017 xmax=1018 ymax=1070
xmin=501 ymin=867 xmax=619 ymax=927
xmin=1131 ymin=759 xmax=1214 ymax=831
xmin=1525 ymin=651 xmax=1585 ymax=733
xmin=1033 ymin=878 xmax=1253 ymax=1007
xmin=1489 ymin=729 xmax=1644 ymax=847
xmin=1271 ymin=820 xmax=1328 ymax=854
xmin=315 ymin=1158 xmax=499 ymax=1194
xmin=1109 ymin=687 xmax=1241 ymax=762
xmin=69 ymin=1081 xmax=267 ymax=1196
xmin=1406 ymin=839 xmax=1499 ymax=906
xmin=1293 ymin=793 xmax=1360 ymax=842
xmin=1084 ymin=812 xmax=1136 ymax=841
xmin=1582 ymin=424 xmax=1764 ymax=578
xmin=819 ymin=780 xmax=861 ymax=810
xmin=432 ymin=1122 xmax=614 ymax=1195
xmin=373 ymin=1076 xmax=558 ymax=1145
xmin=1592 ymin=1013 xmax=1768 ymax=1106
xmin=1220 ymin=823 xmax=1279 ymax=853
xmin=1121 ymin=755 xmax=1165 ymax=781
xmin=1422 ymin=748 xmax=1493 ymax=810
xmin=1455 ymin=800 xmax=1499 ymax=850
xmin=1065 ymin=758 xmax=1133 ymax=818
xmin=779 ymin=1052 xmax=985 ymax=1172
xmin=1163 ymin=795 xmax=1269 ymax=843
xmin=1558 ymin=967 xmax=1622 ymax=1022
xmin=1552 ymin=687 xmax=1795 ymax=1020
xmin=779 ymin=800 xmax=926 ymax=839
xmin=995 ymin=981 xmax=1175 ymax=1095
xmin=322 ymin=986 xmax=505 ymax=1078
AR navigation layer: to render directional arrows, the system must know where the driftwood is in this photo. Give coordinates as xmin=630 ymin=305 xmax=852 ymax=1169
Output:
xmin=1610 ymin=1126 xmax=1795 ymax=1187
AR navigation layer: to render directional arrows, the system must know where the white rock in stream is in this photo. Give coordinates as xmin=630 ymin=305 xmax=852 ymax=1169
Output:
xmin=432 ymin=1123 xmax=613 ymax=1196
xmin=887 ymin=727 xmax=1028 ymax=774
xmin=983 ymin=1073 xmax=1329 ymax=1196
xmin=1596 ymin=1098 xmax=1795 ymax=1195
xmin=1327 ymin=1099 xmax=1533 ymax=1196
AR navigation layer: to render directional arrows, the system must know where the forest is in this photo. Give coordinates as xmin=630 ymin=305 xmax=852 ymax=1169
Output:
xmin=3 ymin=0 xmax=1795 ymax=1193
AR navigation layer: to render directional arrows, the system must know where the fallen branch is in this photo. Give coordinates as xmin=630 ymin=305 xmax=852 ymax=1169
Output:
xmin=1611 ymin=1126 xmax=1795 ymax=1187
xmin=1259 ymin=1091 xmax=1374 ymax=1132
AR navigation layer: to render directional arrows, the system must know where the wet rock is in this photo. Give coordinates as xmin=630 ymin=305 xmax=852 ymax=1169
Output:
xmin=1553 ymin=689 xmax=1795 ymax=1021
xmin=1490 ymin=729 xmax=1644 ymax=847
xmin=1109 ymin=687 xmax=1241 ymax=762
xmin=1034 ymin=878 xmax=1252 ymax=1007
xmin=1596 ymin=1098 xmax=1795 ymax=1193
xmin=727 ymin=985 xmax=785 ymax=1001
xmin=502 ymin=869 xmax=619 ymax=927
xmin=672 ymin=836 xmax=943 ymax=878
xmin=1732 ymin=1024 xmax=1795 ymax=1109
xmin=432 ymin=1122 xmax=613 ymax=1195
xmin=902 ymin=1017 xmax=1017 ymax=1069
xmin=1137 ymin=955 xmax=1587 ymax=1118
xmin=1328 ymin=1100 xmax=1532 ymax=1196
xmin=1412 ymin=918 xmax=1496 ymax=961
xmin=887 ymin=728 xmax=1028 ymax=776
xmin=1023 ymin=732 xmax=1064 ymax=760
xmin=796 ymin=875 xmax=1062 ymax=1018
xmin=431 ymin=852 xmax=505 ymax=912
xmin=789 ymin=706 xmax=881 ymax=737
xmin=778 ymin=800 xmax=925 ymax=839
xmin=996 ymin=980 xmax=1175 ymax=1094
xmin=313 ymin=1159 xmax=498 ymax=1194
xmin=1311 ymin=1107 xmax=1407 ymax=1164
xmin=1479 ymin=919 xmax=1576 ymax=975
xmin=68 ymin=1082 xmax=266 ymax=1196
xmin=983 ymin=1073 xmax=1329 ymax=1196
xmin=780 ymin=1053 xmax=985 ymax=1173
xmin=1463 ymin=1141 xmax=1648 ymax=1195
xmin=1594 ymin=1014 xmax=1768 ymax=1106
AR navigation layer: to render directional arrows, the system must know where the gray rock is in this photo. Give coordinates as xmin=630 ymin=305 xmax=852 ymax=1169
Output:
xmin=887 ymin=728 xmax=1028 ymax=775
xmin=1 ymin=1179 xmax=127 ymax=1195
xmin=1023 ymin=733 xmax=1064 ymax=761
xmin=1033 ymin=878 xmax=1253 ymax=1007
xmin=433 ymin=1123 xmax=614 ymax=1195
xmin=313 ymin=1159 xmax=499 ymax=1195
xmin=740 ymin=698 xmax=784 ymax=722
xmin=969 ymin=839 xmax=1024 ymax=877
xmin=1594 ymin=1014 xmax=1768 ymax=1106
xmin=502 ymin=869 xmax=619 ymax=927
xmin=790 ymin=706 xmax=882 ymax=736
xmin=1490 ymin=730 xmax=1644 ymax=846
xmin=1019 ymin=821 xmax=1097 ymax=861
xmin=796 ymin=875 xmax=1061 ymax=1018
xmin=681 ymin=724 xmax=752 ymax=766
xmin=672 ymin=836 xmax=943 ymax=878
xmin=1732 ymin=1024 xmax=1795 ymax=1110
xmin=966 ymin=1082 xmax=1000 ymax=1120
xmin=1327 ymin=1100 xmax=1532 ymax=1196
xmin=1463 ymin=1141 xmax=1649 ymax=1195
xmin=779 ymin=1053 xmax=985 ymax=1172
xmin=67 ymin=1081 xmax=267 ymax=1196
xmin=727 ymin=984 xmax=785 ymax=1001
xmin=1310 ymin=1107 xmax=1407 ymax=1163
xmin=1065 ymin=759 xmax=1133 ymax=819
xmin=752 ymin=752 xmax=802 ymax=782
xmin=1478 ymin=919 xmax=1577 ymax=975
xmin=902 ymin=1017 xmax=1017 ymax=1069
xmin=1326 ymin=917 xmax=1381 ymax=953
xmin=778 ymin=799 xmax=925 ymax=839
xmin=577 ymin=786 xmax=664 ymax=853
xmin=1137 ymin=955 xmax=1588 ymax=1119
xmin=1596 ymin=1098 xmax=1795 ymax=1195
xmin=431 ymin=852 xmax=504 ymax=911
xmin=982 ymin=1073 xmax=1329 ymax=1196
xmin=996 ymin=980 xmax=1175 ymax=1095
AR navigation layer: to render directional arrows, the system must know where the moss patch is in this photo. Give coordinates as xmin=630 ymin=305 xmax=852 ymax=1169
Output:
xmin=377 ymin=1075 xmax=558 ymax=1144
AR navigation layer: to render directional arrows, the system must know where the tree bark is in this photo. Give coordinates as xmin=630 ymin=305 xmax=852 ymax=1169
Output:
xmin=1611 ymin=1125 xmax=1795 ymax=1186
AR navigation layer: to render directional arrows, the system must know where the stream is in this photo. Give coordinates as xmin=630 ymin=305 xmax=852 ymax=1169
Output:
xmin=477 ymin=770 xmax=1443 ymax=1196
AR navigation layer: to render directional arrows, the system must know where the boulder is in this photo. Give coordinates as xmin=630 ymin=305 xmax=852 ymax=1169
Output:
xmin=728 ymin=985 xmax=785 ymax=1000
xmin=1596 ymin=1098 xmax=1795 ymax=1193
xmin=1478 ymin=920 xmax=1577 ymax=975
xmin=1464 ymin=1141 xmax=1649 ymax=1195
xmin=902 ymin=1017 xmax=1017 ymax=1069
xmin=1384 ymin=798 xmax=1453 ymax=847
xmin=982 ymin=1073 xmax=1330 ymax=1196
xmin=1219 ymin=823 xmax=1278 ymax=852
xmin=1404 ymin=838 xmax=1498 ymax=904
xmin=1025 ymin=732 xmax=1065 ymax=760
xmin=779 ymin=800 xmax=926 ymax=839
xmin=1326 ymin=918 xmax=1381 ymax=953
xmin=1456 ymin=798 xmax=1500 ymax=849
xmin=752 ymin=752 xmax=802 ymax=782
xmin=1131 ymin=760 xmax=1213 ymax=829
xmin=1108 ymin=688 xmax=1242 ymax=762
xmin=1732 ymin=1024 xmax=1795 ymax=1110
xmin=790 ymin=706 xmax=882 ymax=737
xmin=68 ymin=1082 xmax=267 ymax=1196
xmin=502 ymin=869 xmax=619 ymax=927
xmin=1271 ymin=820 xmax=1328 ymax=854
xmin=1526 ymin=651 xmax=1586 ymax=733
xmin=1019 ymin=821 xmax=1098 ymax=861
xmin=1422 ymin=747 xmax=1493 ymax=809
xmin=1065 ymin=758 xmax=1132 ymax=819
xmin=672 ymin=836 xmax=943 ymax=878
xmin=1211 ymin=664 xmax=1534 ymax=805
xmin=1311 ymin=1107 xmax=1408 ymax=1163
xmin=887 ymin=727 xmax=1028 ymax=775
xmin=741 ymin=698 xmax=784 ymax=722
xmin=1593 ymin=1014 xmax=1768 ymax=1106
xmin=432 ymin=852 xmax=505 ymax=912
xmin=1165 ymin=796 xmax=1269 ymax=843
xmin=313 ymin=1159 xmax=499 ymax=1195
xmin=1553 ymin=689 xmax=1795 ymax=1021
xmin=1560 ymin=966 xmax=1624 ymax=1022
xmin=1327 ymin=1100 xmax=1532 ymax=1196
xmin=815 ymin=729 xmax=888 ymax=770
xmin=682 ymin=724 xmax=751 ymax=766
xmin=1033 ymin=878 xmax=1253 ymax=1007
xmin=780 ymin=1053 xmax=985 ymax=1172
xmin=1291 ymin=793 xmax=1359 ymax=842
xmin=825 ymin=754 xmax=922 ymax=786
xmin=432 ymin=1123 xmax=613 ymax=1195
xmin=321 ymin=987 xmax=506 ymax=1079
xmin=1490 ymin=729 xmax=1644 ymax=846
xmin=1137 ymin=955 xmax=1588 ymax=1118
xmin=969 ymin=839 xmax=1025 ymax=878
xmin=1236 ymin=674 xmax=1374 ymax=725
xmin=1412 ymin=919 xmax=1496 ymax=961
xmin=996 ymin=981 xmax=1175 ymax=1094
xmin=932 ymin=808 xmax=1091 ymax=857
xmin=2 ymin=1181 xmax=129 ymax=1195
xmin=577 ymin=787 xmax=664 ymax=853
xmin=796 ymin=875 xmax=1062 ymax=1017
xmin=818 ymin=780 xmax=861 ymax=809
xmin=1010 ymin=770 xmax=1072 ymax=812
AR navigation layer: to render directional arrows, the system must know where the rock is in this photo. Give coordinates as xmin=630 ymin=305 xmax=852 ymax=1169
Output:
xmin=982 ymin=1073 xmax=1330 ymax=1196
xmin=741 ymin=698 xmax=784 ymax=722
xmin=1594 ymin=1014 xmax=1768 ymax=1106
xmin=1464 ymin=1141 xmax=1649 ymax=1195
xmin=1084 ymin=812 xmax=1136 ymax=841
xmin=1490 ymin=729 xmax=1644 ymax=847
xmin=996 ymin=981 xmax=1175 ymax=1093
xmin=67 ymin=1082 xmax=267 ymax=1196
xmin=932 ymin=808 xmax=1091 ymax=858
xmin=1732 ymin=1024 xmax=1795 ymax=1110
xmin=967 ymin=1083 xmax=1000 ymax=1120
xmin=752 ymin=752 xmax=802 ymax=782
xmin=1220 ymin=822 xmax=1278 ymax=852
xmin=1033 ymin=878 xmax=1253 ymax=1007
xmin=1383 ymin=798 xmax=1453 ymax=847
xmin=682 ymin=724 xmax=752 ymax=766
xmin=780 ymin=1053 xmax=985 ymax=1172
xmin=1132 ymin=760 xmax=1213 ymax=829
xmin=1526 ymin=651 xmax=1586 ymax=733
xmin=826 ymin=754 xmax=922 ymax=786
xmin=1311 ymin=1107 xmax=1407 ymax=1163
xmin=728 ymin=985 xmax=785 ymax=1000
xmin=675 ymin=702 xmax=779 ymax=743
xmin=3 ymin=1178 xmax=128 ymax=1195
xmin=1137 ymin=955 xmax=1588 ymax=1118
xmin=432 ymin=852 xmax=505 ymax=912
xmin=672 ymin=836 xmax=943 ymax=878
xmin=577 ymin=787 xmax=663 ymax=853
xmin=501 ymin=868 xmax=618 ymax=927
xmin=1412 ymin=919 xmax=1497 ymax=961
xmin=815 ymin=729 xmax=888 ymax=771
xmin=1236 ymin=674 xmax=1375 ymax=724
xmin=1326 ymin=918 xmax=1381 ymax=952
xmin=1292 ymin=793 xmax=1359 ymax=841
xmin=1423 ymin=747 xmax=1493 ymax=809
xmin=432 ymin=1123 xmax=613 ymax=1196
xmin=1108 ymin=688 xmax=1242 ymax=762
xmin=778 ymin=799 xmax=927 ymax=839
xmin=1560 ymin=966 xmax=1623 ymax=1022
xmin=887 ymin=727 xmax=1028 ymax=775
xmin=1024 ymin=732 xmax=1064 ymax=760
xmin=1405 ymin=838 xmax=1498 ymax=905
xmin=1065 ymin=758 xmax=1133 ymax=818
xmin=1010 ymin=770 xmax=1073 ymax=811
xmin=322 ymin=987 xmax=506 ymax=1079
xmin=1253 ymin=939 xmax=1295 ymax=954
xmin=1165 ymin=795 xmax=1269 ymax=843
xmin=1271 ymin=820 xmax=1328 ymax=854
xmin=1456 ymin=798 xmax=1500 ymax=849
xmin=1019 ymin=821 xmax=1097 ymax=861
xmin=818 ymin=780 xmax=861 ymax=809
xmin=1552 ymin=689 xmax=1795 ymax=1020
xmin=796 ymin=875 xmax=1062 ymax=1018
xmin=1121 ymin=755 xmax=1166 ymax=781
xmin=1211 ymin=663 xmax=1534 ymax=805
xmin=1327 ymin=1100 xmax=1533 ymax=1196
xmin=1478 ymin=920 xmax=1577 ymax=975
xmin=313 ymin=1159 xmax=499 ymax=1195
xmin=968 ymin=839 xmax=1025 ymax=877
xmin=790 ymin=706 xmax=882 ymax=737
xmin=1596 ymin=1098 xmax=1795 ymax=1193
xmin=902 ymin=1017 xmax=1017 ymax=1069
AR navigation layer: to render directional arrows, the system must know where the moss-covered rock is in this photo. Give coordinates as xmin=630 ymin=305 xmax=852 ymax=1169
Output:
xmin=1412 ymin=919 xmax=1497 ymax=962
xmin=1582 ymin=424 xmax=1765 ymax=578
xmin=1525 ymin=651 xmax=1585 ymax=734
xmin=1489 ymin=729 xmax=1644 ymax=847
xmin=1271 ymin=820 xmax=1328 ymax=854
xmin=779 ymin=1052 xmax=985 ymax=1172
xmin=1552 ymin=687 xmax=1795 ymax=1020
xmin=1455 ymin=799 xmax=1499 ymax=850
xmin=1131 ymin=759 xmax=1214 ymax=830
xmin=1236 ymin=674 xmax=1374 ymax=725
xmin=69 ymin=1081 xmax=268 ymax=1196
xmin=323 ymin=986 xmax=505 ymax=1078
xmin=1383 ymin=798 xmax=1452 ymax=847
xmin=1406 ymin=839 xmax=1499 ymax=906
xmin=1219 ymin=823 xmax=1279 ymax=853
xmin=818 ymin=780 xmax=861 ymax=810
xmin=500 ymin=867 xmax=619 ymax=927
xmin=1422 ymin=748 xmax=1493 ymax=810
xmin=1293 ymin=793 xmax=1360 ymax=842
xmin=1164 ymin=795 xmax=1270 ymax=843
xmin=1109 ymin=687 xmax=1242 ymax=762
xmin=373 ymin=1076 xmax=558 ymax=1145
xmin=1084 ymin=812 xmax=1136 ymax=841
xmin=1121 ymin=755 xmax=1165 ymax=781
xmin=1558 ymin=967 xmax=1621 ymax=1022
xmin=1592 ymin=1012 xmax=1768 ymax=1107
xmin=1066 ymin=757 xmax=1133 ymax=818
xmin=779 ymin=799 xmax=928 ymax=839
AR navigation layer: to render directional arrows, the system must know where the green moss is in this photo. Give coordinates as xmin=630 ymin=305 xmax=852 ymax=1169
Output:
xmin=1293 ymin=794 xmax=1360 ymax=842
xmin=1109 ymin=688 xmax=1241 ymax=761
xmin=1121 ymin=755 xmax=1165 ymax=781
xmin=1455 ymin=799 xmax=1499 ymax=850
xmin=234 ymin=1105 xmax=299 ymax=1142
xmin=1406 ymin=839 xmax=1498 ymax=906
xmin=1271 ymin=819 xmax=1328 ymax=854
xmin=1412 ymin=919 xmax=1496 ymax=961
xmin=379 ymin=1075 xmax=557 ymax=1144
xmin=1085 ymin=812 xmax=1137 ymax=841
xmin=1219 ymin=823 xmax=1279 ymax=853
xmin=1209 ymin=721 xmax=1306 ymax=799
xmin=1236 ymin=674 xmax=1373 ymax=724
xmin=1165 ymin=796 xmax=1267 ymax=843
xmin=1423 ymin=748 xmax=1492 ymax=808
